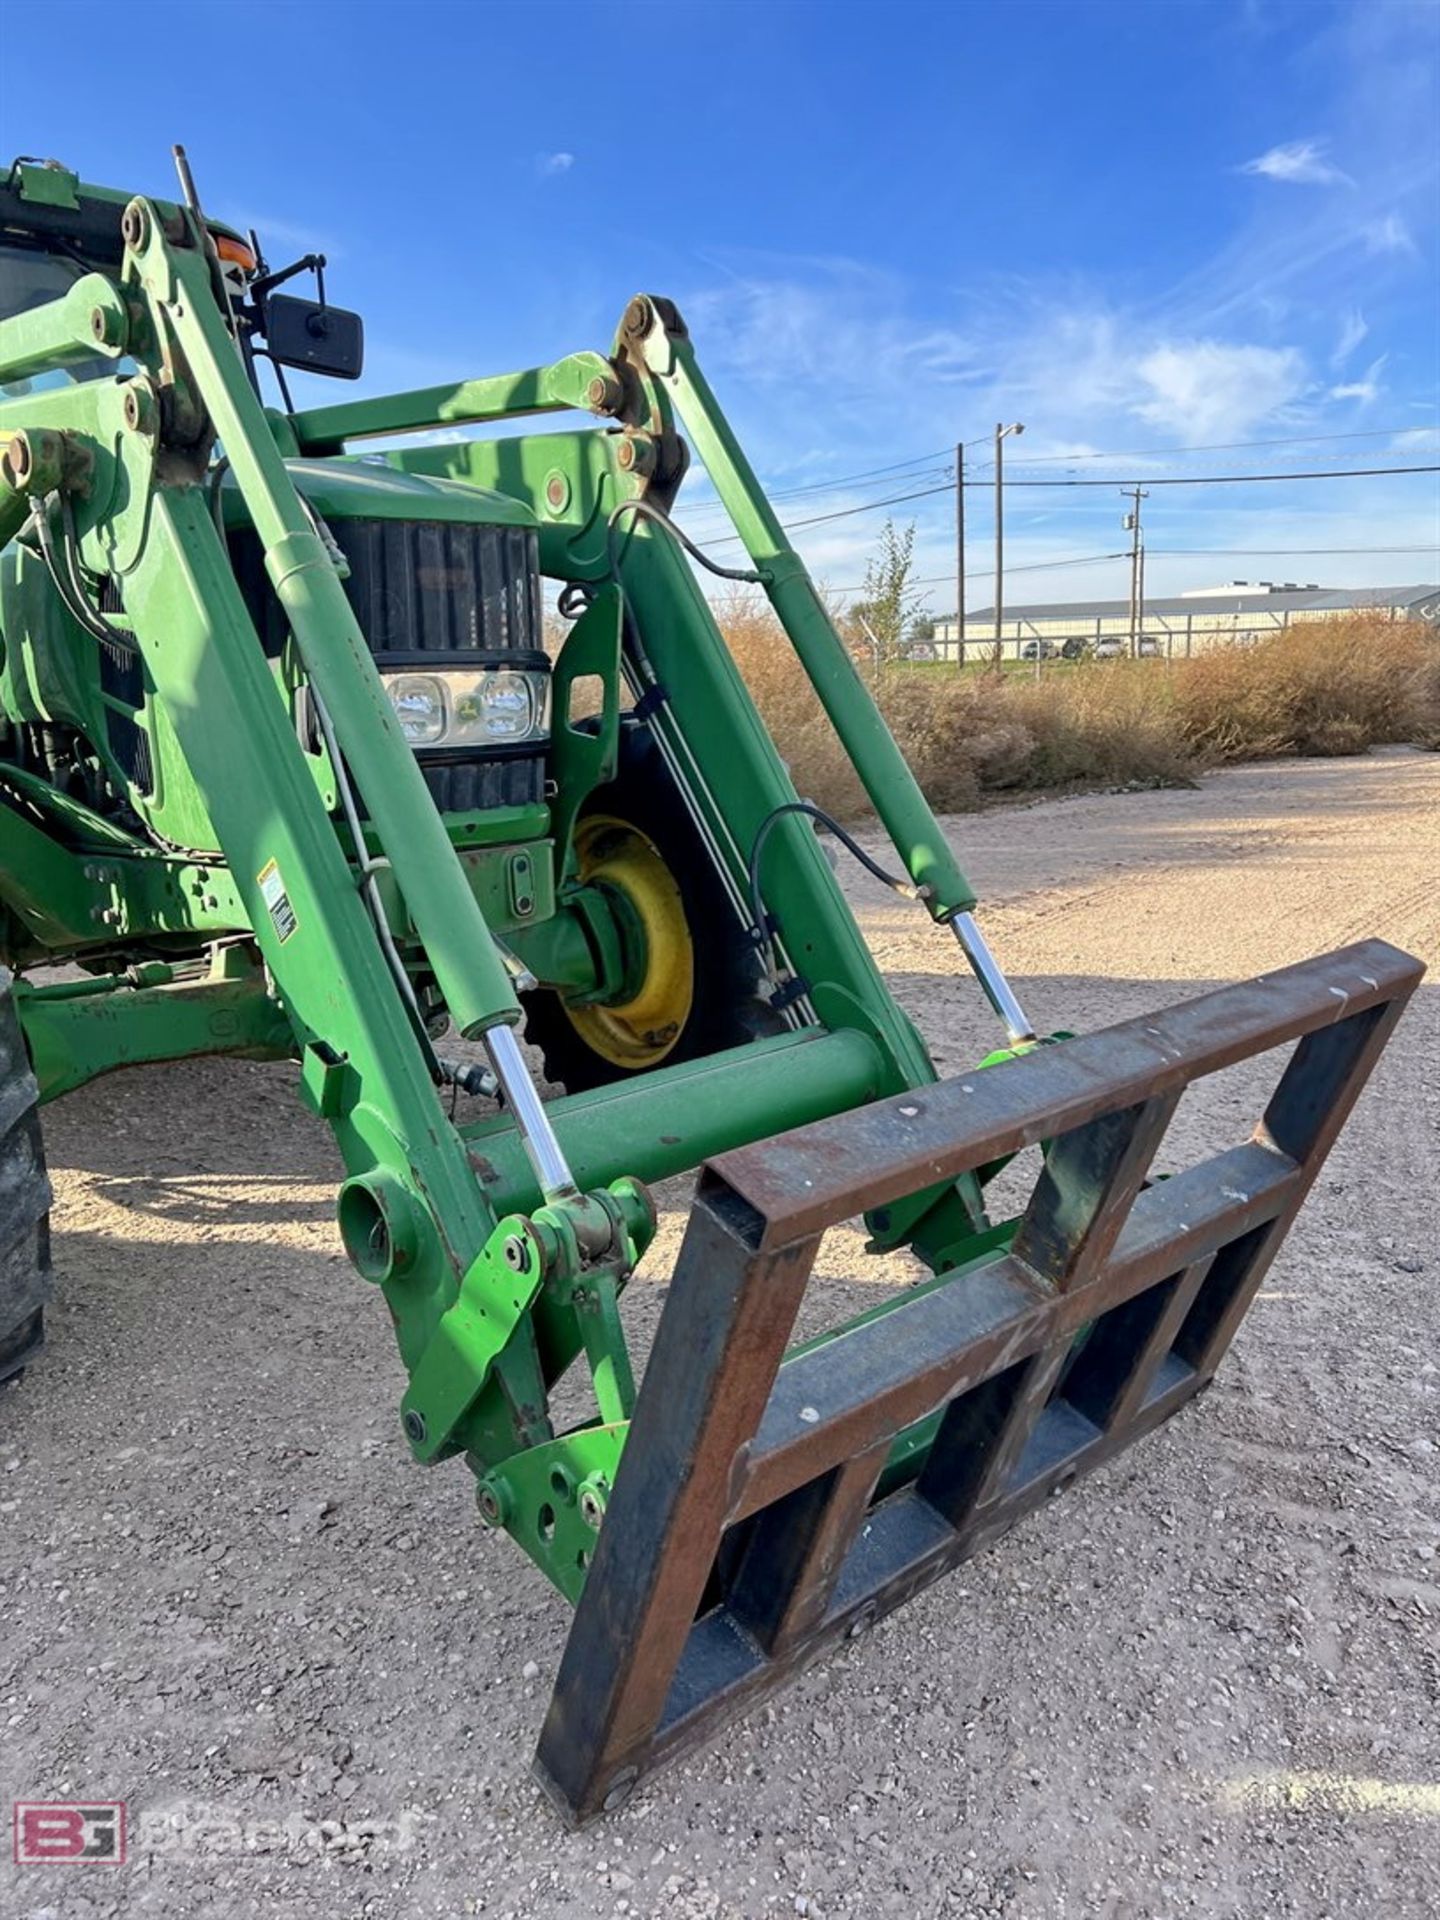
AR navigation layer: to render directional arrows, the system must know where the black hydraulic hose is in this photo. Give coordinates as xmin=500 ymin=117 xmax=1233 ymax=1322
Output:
xmin=747 ymin=800 xmax=922 ymax=979
xmin=606 ymin=496 xmax=769 ymax=586
xmin=30 ymin=495 xmax=138 ymax=653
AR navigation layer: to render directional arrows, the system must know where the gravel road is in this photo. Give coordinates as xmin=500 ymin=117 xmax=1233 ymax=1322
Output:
xmin=3 ymin=750 xmax=1436 ymax=1919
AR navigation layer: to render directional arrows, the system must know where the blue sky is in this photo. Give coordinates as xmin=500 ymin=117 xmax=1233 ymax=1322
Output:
xmin=9 ymin=0 xmax=1439 ymax=613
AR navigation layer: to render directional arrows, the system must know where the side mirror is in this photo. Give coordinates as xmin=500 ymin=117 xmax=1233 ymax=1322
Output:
xmin=264 ymin=292 xmax=364 ymax=380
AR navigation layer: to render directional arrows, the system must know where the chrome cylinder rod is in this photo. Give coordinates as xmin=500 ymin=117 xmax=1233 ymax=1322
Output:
xmin=483 ymin=1022 xmax=578 ymax=1204
xmin=950 ymin=911 xmax=1036 ymax=1045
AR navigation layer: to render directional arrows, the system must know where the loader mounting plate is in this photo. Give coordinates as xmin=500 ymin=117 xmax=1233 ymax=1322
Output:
xmin=534 ymin=938 xmax=1421 ymax=1822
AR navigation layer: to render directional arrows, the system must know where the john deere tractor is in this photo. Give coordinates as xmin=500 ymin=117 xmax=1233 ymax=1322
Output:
xmin=0 ymin=152 xmax=1420 ymax=1822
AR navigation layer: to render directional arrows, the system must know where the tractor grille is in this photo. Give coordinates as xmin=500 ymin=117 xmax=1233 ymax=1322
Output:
xmin=229 ymin=516 xmax=547 ymax=816
xmin=334 ymin=519 xmax=541 ymax=659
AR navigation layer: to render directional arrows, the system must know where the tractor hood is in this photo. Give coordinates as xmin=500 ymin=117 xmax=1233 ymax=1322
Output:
xmin=217 ymin=457 xmax=537 ymax=532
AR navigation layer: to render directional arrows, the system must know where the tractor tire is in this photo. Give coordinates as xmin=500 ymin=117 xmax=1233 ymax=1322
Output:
xmin=0 ymin=969 xmax=52 ymax=1386
xmin=521 ymin=719 xmax=779 ymax=1094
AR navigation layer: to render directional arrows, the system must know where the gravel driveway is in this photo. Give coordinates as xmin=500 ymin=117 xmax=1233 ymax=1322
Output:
xmin=3 ymin=750 xmax=1436 ymax=1918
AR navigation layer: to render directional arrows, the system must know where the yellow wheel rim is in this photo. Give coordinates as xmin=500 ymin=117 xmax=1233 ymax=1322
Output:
xmin=564 ymin=813 xmax=694 ymax=1070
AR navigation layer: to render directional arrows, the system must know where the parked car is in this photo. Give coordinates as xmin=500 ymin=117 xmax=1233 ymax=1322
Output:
xmin=1094 ymin=637 xmax=1124 ymax=659
xmin=1018 ymin=637 xmax=1058 ymax=661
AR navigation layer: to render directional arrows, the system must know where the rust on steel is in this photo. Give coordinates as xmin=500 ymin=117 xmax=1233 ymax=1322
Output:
xmin=534 ymin=938 xmax=1423 ymax=1824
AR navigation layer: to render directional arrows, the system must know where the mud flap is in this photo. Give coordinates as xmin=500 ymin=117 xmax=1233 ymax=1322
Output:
xmin=533 ymin=939 xmax=1422 ymax=1823
xmin=1 ymin=969 xmax=52 ymax=1384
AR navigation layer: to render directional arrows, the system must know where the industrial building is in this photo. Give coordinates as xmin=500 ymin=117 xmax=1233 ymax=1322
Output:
xmin=927 ymin=581 xmax=1440 ymax=662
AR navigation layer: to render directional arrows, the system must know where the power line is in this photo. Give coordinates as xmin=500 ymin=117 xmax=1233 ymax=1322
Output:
xmin=683 ymin=424 xmax=1437 ymax=526
xmin=738 ymin=452 xmax=951 ymax=506
xmin=818 ymin=544 xmax=1439 ymax=597
xmin=1003 ymin=424 xmax=1439 ymax=466
xmin=681 ymin=450 xmax=952 ymax=520
xmin=828 ymin=552 xmax=1128 ymax=593
xmin=999 ymin=464 xmax=1440 ymax=488
xmin=1146 ymin=544 xmax=1440 ymax=557
xmin=691 ymin=463 xmax=1440 ymax=548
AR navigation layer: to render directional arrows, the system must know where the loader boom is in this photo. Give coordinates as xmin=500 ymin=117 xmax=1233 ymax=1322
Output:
xmin=0 ymin=157 xmax=1421 ymax=1821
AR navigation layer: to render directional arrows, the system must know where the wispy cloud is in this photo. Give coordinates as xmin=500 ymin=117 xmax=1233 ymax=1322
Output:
xmin=1133 ymin=341 xmax=1309 ymax=442
xmin=1329 ymin=355 xmax=1387 ymax=404
xmin=1330 ymin=308 xmax=1368 ymax=367
xmin=536 ymin=151 xmax=575 ymax=180
xmin=1363 ymin=212 xmax=1417 ymax=255
xmin=1239 ymin=139 xmax=1352 ymax=187
xmin=218 ymin=209 xmax=340 ymax=260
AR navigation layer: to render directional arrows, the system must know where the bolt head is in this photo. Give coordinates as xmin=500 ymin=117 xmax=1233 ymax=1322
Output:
xmin=503 ymin=1234 xmax=531 ymax=1273
xmin=123 ymin=384 xmax=156 ymax=434
xmin=121 ymin=201 xmax=150 ymax=251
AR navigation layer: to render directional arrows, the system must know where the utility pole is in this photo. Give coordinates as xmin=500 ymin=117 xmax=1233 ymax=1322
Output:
xmin=954 ymin=440 xmax=965 ymax=667
xmin=993 ymin=421 xmax=1024 ymax=669
xmin=1122 ymin=486 xmax=1149 ymax=656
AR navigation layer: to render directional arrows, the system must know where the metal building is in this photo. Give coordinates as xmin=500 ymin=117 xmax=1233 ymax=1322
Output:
xmin=927 ymin=581 xmax=1440 ymax=663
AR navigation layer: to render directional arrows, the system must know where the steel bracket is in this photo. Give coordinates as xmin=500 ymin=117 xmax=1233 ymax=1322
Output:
xmin=532 ymin=940 xmax=1422 ymax=1822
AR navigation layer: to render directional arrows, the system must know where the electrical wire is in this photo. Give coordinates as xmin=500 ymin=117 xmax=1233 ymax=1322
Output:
xmin=682 ymin=426 xmax=1439 ymax=536
xmin=1003 ymin=425 xmax=1440 ymax=466
xmin=684 ymin=426 xmax=1437 ymax=532
xmin=819 ymin=545 xmax=1440 ymax=597
xmin=690 ymin=463 xmax=1439 ymax=551
xmin=996 ymin=464 xmax=1440 ymax=490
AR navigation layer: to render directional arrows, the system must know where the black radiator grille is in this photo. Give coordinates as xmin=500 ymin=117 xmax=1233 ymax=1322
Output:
xmin=335 ymin=519 xmax=543 ymax=657
xmin=228 ymin=515 xmax=548 ymax=817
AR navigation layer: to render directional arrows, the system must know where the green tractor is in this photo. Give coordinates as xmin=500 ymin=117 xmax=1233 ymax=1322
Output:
xmin=0 ymin=152 xmax=1420 ymax=1823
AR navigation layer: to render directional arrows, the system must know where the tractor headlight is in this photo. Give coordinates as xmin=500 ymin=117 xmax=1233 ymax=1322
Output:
xmin=382 ymin=667 xmax=551 ymax=750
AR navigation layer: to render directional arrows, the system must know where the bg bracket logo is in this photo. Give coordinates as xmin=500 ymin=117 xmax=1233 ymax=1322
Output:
xmin=13 ymin=1801 xmax=127 ymax=1865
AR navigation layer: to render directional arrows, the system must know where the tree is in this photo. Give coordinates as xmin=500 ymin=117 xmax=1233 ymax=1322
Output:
xmin=849 ymin=520 xmax=923 ymax=665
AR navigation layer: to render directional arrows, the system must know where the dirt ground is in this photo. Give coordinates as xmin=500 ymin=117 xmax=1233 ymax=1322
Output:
xmin=3 ymin=750 xmax=1437 ymax=1920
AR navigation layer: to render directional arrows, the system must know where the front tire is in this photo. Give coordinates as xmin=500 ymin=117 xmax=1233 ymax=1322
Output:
xmin=522 ymin=720 xmax=779 ymax=1094
xmin=1 ymin=969 xmax=52 ymax=1385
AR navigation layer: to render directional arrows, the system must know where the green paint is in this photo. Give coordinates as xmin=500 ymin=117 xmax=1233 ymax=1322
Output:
xmin=0 ymin=172 xmax=1022 ymax=1606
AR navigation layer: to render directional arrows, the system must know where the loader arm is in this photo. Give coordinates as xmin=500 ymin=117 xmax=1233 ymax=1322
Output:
xmin=0 ymin=159 xmax=1422 ymax=1822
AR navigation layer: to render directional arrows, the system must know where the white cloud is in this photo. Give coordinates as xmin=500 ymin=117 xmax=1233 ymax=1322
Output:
xmin=1240 ymin=139 xmax=1352 ymax=187
xmin=536 ymin=151 xmax=575 ymax=179
xmin=1363 ymin=212 xmax=1417 ymax=255
xmin=1329 ymin=355 xmax=1388 ymax=404
xmin=219 ymin=209 xmax=339 ymax=259
xmin=1330 ymin=308 xmax=1368 ymax=367
xmin=1133 ymin=341 xmax=1309 ymax=442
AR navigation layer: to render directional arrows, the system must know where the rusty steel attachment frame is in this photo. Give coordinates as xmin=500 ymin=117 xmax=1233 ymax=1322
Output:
xmin=534 ymin=939 xmax=1422 ymax=1822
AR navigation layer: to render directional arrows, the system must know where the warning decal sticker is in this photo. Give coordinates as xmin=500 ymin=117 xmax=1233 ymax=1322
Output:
xmin=257 ymin=858 xmax=299 ymax=944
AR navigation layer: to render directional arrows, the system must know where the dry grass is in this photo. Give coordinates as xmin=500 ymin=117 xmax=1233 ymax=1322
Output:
xmin=1171 ymin=612 xmax=1440 ymax=759
xmin=713 ymin=593 xmax=1439 ymax=818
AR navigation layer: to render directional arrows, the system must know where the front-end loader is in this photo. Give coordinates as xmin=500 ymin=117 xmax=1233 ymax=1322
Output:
xmin=0 ymin=152 xmax=1422 ymax=1822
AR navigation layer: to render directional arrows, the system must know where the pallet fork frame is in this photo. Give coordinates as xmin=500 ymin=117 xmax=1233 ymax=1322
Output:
xmin=536 ymin=939 xmax=1421 ymax=1822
